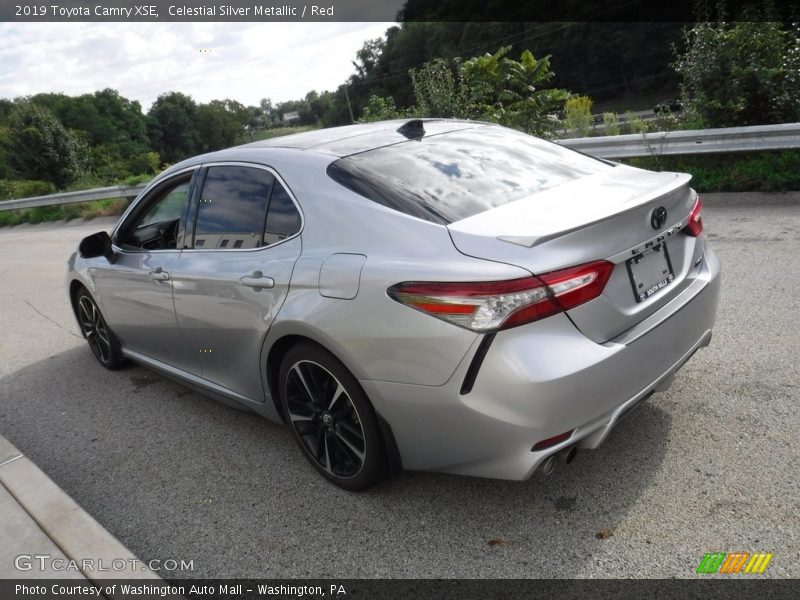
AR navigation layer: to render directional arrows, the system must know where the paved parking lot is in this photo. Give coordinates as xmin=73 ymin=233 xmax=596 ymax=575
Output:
xmin=0 ymin=193 xmax=798 ymax=578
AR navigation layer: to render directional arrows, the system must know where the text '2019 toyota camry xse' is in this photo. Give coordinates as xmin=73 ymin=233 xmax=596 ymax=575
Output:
xmin=67 ymin=119 xmax=720 ymax=490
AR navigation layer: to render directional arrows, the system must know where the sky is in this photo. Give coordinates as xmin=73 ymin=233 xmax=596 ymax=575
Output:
xmin=0 ymin=22 xmax=393 ymax=109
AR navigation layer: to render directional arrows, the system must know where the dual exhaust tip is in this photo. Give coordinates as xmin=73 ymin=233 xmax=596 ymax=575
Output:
xmin=539 ymin=446 xmax=577 ymax=477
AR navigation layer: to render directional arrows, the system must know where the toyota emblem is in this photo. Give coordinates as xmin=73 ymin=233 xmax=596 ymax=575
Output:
xmin=651 ymin=206 xmax=667 ymax=230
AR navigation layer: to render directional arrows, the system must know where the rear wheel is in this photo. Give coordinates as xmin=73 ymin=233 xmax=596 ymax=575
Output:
xmin=279 ymin=343 xmax=385 ymax=490
xmin=75 ymin=288 xmax=125 ymax=370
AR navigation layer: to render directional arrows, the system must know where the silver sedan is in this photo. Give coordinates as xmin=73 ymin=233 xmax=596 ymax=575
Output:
xmin=67 ymin=119 xmax=721 ymax=489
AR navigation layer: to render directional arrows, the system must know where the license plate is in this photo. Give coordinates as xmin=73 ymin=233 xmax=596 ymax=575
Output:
xmin=627 ymin=242 xmax=674 ymax=303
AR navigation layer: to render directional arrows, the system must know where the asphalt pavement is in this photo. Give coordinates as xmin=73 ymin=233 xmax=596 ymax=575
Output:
xmin=0 ymin=193 xmax=798 ymax=579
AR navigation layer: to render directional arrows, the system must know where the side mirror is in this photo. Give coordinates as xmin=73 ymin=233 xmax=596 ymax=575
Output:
xmin=78 ymin=231 xmax=116 ymax=263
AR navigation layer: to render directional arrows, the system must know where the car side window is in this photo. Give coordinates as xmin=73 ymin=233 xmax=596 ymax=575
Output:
xmin=119 ymin=177 xmax=191 ymax=250
xmin=263 ymin=181 xmax=302 ymax=246
xmin=193 ymin=166 xmax=274 ymax=250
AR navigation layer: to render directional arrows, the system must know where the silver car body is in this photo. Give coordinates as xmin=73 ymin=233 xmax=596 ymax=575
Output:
xmin=67 ymin=119 xmax=721 ymax=481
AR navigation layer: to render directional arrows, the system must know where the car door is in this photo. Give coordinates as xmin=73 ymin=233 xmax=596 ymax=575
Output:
xmin=172 ymin=163 xmax=303 ymax=402
xmin=93 ymin=168 xmax=198 ymax=372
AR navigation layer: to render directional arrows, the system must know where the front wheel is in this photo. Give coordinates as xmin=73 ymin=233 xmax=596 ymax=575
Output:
xmin=279 ymin=343 xmax=386 ymax=490
xmin=75 ymin=288 xmax=125 ymax=370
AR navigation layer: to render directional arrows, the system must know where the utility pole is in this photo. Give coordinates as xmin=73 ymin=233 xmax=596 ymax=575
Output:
xmin=344 ymin=85 xmax=355 ymax=124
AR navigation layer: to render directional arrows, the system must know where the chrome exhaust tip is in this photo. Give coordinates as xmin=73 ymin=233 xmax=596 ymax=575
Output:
xmin=556 ymin=445 xmax=578 ymax=465
xmin=540 ymin=455 xmax=557 ymax=476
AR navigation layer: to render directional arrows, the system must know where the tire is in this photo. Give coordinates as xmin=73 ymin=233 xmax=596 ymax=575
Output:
xmin=278 ymin=342 xmax=386 ymax=490
xmin=75 ymin=288 xmax=126 ymax=370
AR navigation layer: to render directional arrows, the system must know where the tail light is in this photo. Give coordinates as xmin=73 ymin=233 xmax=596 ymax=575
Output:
xmin=685 ymin=196 xmax=703 ymax=237
xmin=388 ymin=260 xmax=613 ymax=332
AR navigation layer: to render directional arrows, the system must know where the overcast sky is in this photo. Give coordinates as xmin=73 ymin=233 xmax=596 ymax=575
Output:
xmin=0 ymin=22 xmax=393 ymax=109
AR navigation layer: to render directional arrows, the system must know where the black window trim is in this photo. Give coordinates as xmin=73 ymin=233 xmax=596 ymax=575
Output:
xmin=184 ymin=161 xmax=304 ymax=253
xmin=111 ymin=166 xmax=199 ymax=254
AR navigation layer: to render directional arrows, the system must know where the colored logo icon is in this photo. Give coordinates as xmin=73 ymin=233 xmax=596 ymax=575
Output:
xmin=696 ymin=552 xmax=773 ymax=574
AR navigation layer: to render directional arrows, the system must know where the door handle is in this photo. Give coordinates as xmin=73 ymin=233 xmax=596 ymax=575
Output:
xmin=239 ymin=271 xmax=275 ymax=290
xmin=149 ymin=267 xmax=170 ymax=281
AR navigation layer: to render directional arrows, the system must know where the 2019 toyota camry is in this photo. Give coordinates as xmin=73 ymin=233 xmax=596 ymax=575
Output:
xmin=67 ymin=119 xmax=721 ymax=490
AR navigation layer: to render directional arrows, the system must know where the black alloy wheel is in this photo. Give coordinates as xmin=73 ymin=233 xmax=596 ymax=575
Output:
xmin=76 ymin=288 xmax=125 ymax=369
xmin=279 ymin=343 xmax=385 ymax=490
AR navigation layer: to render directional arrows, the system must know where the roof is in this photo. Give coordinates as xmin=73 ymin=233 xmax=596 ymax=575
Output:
xmin=236 ymin=119 xmax=485 ymax=158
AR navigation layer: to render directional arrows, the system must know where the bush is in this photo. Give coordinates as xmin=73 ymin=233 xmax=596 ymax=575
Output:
xmin=7 ymin=102 xmax=88 ymax=187
xmin=410 ymin=58 xmax=467 ymax=119
xmin=623 ymin=150 xmax=800 ymax=192
xmin=564 ymin=96 xmax=593 ymax=136
xmin=358 ymin=96 xmax=414 ymax=122
xmin=0 ymin=179 xmax=56 ymax=200
xmin=623 ymin=110 xmax=649 ymax=135
xmin=459 ymin=47 xmax=570 ymax=137
xmin=603 ymin=112 xmax=620 ymax=136
xmin=674 ymin=13 xmax=800 ymax=127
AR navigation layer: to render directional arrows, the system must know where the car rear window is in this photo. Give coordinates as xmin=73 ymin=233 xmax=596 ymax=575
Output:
xmin=326 ymin=125 xmax=613 ymax=224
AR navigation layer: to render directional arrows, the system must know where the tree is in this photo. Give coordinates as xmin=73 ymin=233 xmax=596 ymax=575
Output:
xmin=674 ymin=8 xmax=800 ymax=127
xmin=147 ymin=92 xmax=201 ymax=163
xmin=0 ymin=99 xmax=13 ymax=125
xmin=459 ymin=47 xmax=570 ymax=136
xmin=7 ymin=102 xmax=87 ymax=187
xmin=197 ymin=99 xmax=247 ymax=152
xmin=29 ymin=89 xmax=150 ymax=178
xmin=410 ymin=58 xmax=467 ymax=118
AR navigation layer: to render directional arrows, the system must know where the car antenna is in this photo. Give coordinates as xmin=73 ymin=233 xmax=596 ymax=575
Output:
xmin=397 ymin=119 xmax=425 ymax=140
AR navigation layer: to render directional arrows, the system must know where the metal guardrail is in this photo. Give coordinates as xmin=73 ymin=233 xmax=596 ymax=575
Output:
xmin=558 ymin=122 xmax=800 ymax=159
xmin=2 ymin=123 xmax=799 ymax=212
xmin=0 ymin=184 xmax=146 ymax=212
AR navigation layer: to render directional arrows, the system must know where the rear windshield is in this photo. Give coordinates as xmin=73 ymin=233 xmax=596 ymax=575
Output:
xmin=326 ymin=125 xmax=613 ymax=224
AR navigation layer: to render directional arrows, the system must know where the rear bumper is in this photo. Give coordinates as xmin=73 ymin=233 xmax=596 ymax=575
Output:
xmin=361 ymin=243 xmax=721 ymax=481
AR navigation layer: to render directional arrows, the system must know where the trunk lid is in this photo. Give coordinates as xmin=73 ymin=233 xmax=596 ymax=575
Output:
xmin=447 ymin=165 xmax=702 ymax=342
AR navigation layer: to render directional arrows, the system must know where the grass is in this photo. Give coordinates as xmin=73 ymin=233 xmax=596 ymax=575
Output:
xmin=622 ymin=150 xmax=800 ymax=193
xmin=0 ymin=172 xmax=152 ymax=227
xmin=0 ymin=197 xmax=130 ymax=227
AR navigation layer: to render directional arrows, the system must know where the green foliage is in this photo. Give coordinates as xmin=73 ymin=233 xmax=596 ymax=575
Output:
xmin=121 ymin=173 xmax=154 ymax=186
xmin=125 ymin=151 xmax=161 ymax=176
xmin=564 ymin=96 xmax=593 ymax=137
xmin=338 ymin=22 xmax=688 ymax=124
xmin=360 ymin=46 xmax=570 ymax=136
xmin=197 ymin=99 xmax=248 ymax=152
xmin=459 ymin=47 xmax=570 ymax=136
xmin=0 ymin=99 xmax=13 ymax=125
xmin=29 ymin=89 xmax=150 ymax=178
xmin=410 ymin=58 xmax=467 ymax=118
xmin=358 ymin=96 xmax=413 ymax=122
xmin=0 ymin=196 xmax=132 ymax=227
xmin=624 ymin=110 xmax=649 ymax=134
xmin=674 ymin=8 xmax=800 ymax=127
xmin=6 ymin=102 xmax=88 ymax=187
xmin=623 ymin=150 xmax=800 ymax=193
xmin=603 ymin=112 xmax=620 ymax=136
xmin=0 ymin=127 xmax=11 ymax=179
xmin=147 ymin=92 xmax=201 ymax=163
xmin=0 ymin=179 xmax=56 ymax=200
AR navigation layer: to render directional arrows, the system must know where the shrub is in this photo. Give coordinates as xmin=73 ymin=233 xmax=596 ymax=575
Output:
xmin=0 ymin=179 xmax=56 ymax=200
xmin=358 ymin=96 xmax=413 ymax=122
xmin=603 ymin=112 xmax=620 ymax=136
xmin=564 ymin=96 xmax=593 ymax=137
xmin=623 ymin=150 xmax=800 ymax=192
